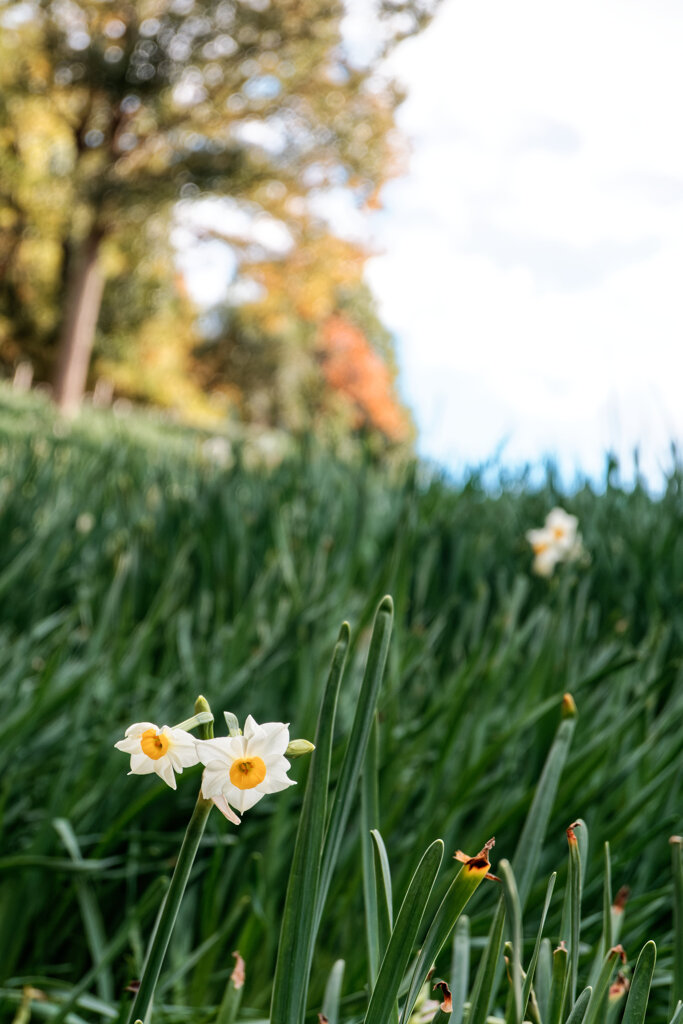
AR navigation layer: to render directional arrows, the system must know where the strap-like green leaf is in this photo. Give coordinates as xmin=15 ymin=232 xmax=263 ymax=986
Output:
xmin=270 ymin=623 xmax=349 ymax=1024
xmin=582 ymin=945 xmax=625 ymax=1024
xmin=371 ymin=829 xmax=394 ymax=958
xmin=521 ymin=872 xmax=556 ymax=1021
xmin=362 ymin=716 xmax=381 ymax=984
xmin=450 ymin=915 xmax=469 ymax=1024
xmin=547 ymin=942 xmax=568 ymax=1024
xmin=315 ymin=596 xmax=394 ymax=933
xmin=512 ymin=695 xmax=578 ymax=908
xmin=321 ymin=959 xmax=345 ymax=1024
xmin=364 ymin=839 xmax=444 ymax=1024
xmin=400 ymin=850 xmax=492 ymax=1024
xmin=564 ymin=822 xmax=585 ymax=1010
xmin=564 ymin=985 xmax=592 ymax=1024
xmin=671 ymin=837 xmax=683 ymax=1016
xmin=469 ymin=697 xmax=577 ymax=1024
xmin=621 ymin=941 xmax=656 ymax=1024
xmin=500 ymin=860 xmax=523 ymax=1024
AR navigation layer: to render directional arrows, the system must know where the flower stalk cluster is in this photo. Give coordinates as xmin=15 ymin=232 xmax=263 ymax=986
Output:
xmin=116 ymin=697 xmax=308 ymax=1024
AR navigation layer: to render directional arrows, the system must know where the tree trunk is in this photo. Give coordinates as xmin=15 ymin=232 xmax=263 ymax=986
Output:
xmin=53 ymin=227 xmax=105 ymax=415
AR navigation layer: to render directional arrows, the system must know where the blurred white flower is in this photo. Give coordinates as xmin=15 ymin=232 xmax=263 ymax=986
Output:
xmin=201 ymin=436 xmax=233 ymax=468
xmin=526 ymin=527 xmax=561 ymax=577
xmin=526 ymin=507 xmax=584 ymax=577
xmin=76 ymin=512 xmax=95 ymax=534
xmin=545 ymin=507 xmax=580 ymax=556
xmin=114 ymin=722 xmax=200 ymax=789
xmin=196 ymin=714 xmax=295 ymax=822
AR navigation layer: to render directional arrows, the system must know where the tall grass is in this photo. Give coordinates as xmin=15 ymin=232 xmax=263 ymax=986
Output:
xmin=0 ymin=388 xmax=681 ymax=1021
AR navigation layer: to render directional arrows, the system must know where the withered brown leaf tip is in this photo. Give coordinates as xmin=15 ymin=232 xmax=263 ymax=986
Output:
xmin=433 ymin=979 xmax=453 ymax=1013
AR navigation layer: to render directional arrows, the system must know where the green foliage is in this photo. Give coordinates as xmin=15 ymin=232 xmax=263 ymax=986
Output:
xmin=0 ymin=391 xmax=681 ymax=1023
xmin=0 ymin=0 xmax=430 ymax=430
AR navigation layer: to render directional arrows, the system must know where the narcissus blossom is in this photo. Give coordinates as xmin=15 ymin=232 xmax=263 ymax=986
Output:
xmin=114 ymin=722 xmax=200 ymax=789
xmin=195 ymin=715 xmax=295 ymax=822
xmin=545 ymin=507 xmax=580 ymax=556
xmin=526 ymin=507 xmax=583 ymax=577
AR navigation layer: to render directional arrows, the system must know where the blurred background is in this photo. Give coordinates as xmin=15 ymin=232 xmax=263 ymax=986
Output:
xmin=2 ymin=0 xmax=681 ymax=484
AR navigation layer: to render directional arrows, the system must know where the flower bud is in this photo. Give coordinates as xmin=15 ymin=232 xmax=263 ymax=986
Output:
xmin=285 ymin=738 xmax=315 ymax=759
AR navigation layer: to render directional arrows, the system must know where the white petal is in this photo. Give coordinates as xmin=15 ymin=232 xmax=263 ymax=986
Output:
xmin=228 ymin=785 xmax=266 ymax=813
xmin=129 ymin=753 xmax=156 ymax=774
xmin=201 ymin=762 xmax=229 ymax=798
xmin=533 ymin=550 xmax=559 ymax=577
xmin=260 ymin=771 xmax=296 ymax=795
xmin=242 ymin=715 xmax=261 ymax=740
xmin=124 ymin=721 xmax=158 ymax=738
xmin=167 ymin=733 xmax=200 ymax=768
xmin=211 ymin=793 xmax=241 ymax=825
xmin=247 ymin=722 xmax=290 ymax=758
xmin=526 ymin=527 xmax=553 ymax=553
xmin=167 ymin=749 xmax=185 ymax=772
xmin=195 ymin=737 xmax=241 ymax=766
xmin=156 ymin=758 xmax=177 ymax=789
xmin=115 ymin=736 xmax=143 ymax=754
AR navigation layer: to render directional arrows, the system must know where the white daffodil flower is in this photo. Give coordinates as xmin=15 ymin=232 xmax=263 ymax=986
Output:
xmin=545 ymin=507 xmax=580 ymax=556
xmin=114 ymin=722 xmax=200 ymax=790
xmin=195 ymin=714 xmax=295 ymax=822
xmin=526 ymin=526 xmax=561 ymax=577
xmin=526 ymin=507 xmax=583 ymax=577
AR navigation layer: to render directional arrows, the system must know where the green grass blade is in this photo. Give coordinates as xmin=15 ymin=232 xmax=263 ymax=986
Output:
xmin=603 ymin=842 xmax=613 ymax=953
xmin=371 ymin=829 xmax=394 ymax=954
xmin=561 ymin=819 xmax=581 ymax=1011
xmin=470 ymin=697 xmax=577 ymax=1024
xmin=621 ymin=941 xmax=656 ymax=1024
xmin=670 ymin=1001 xmax=683 ymax=1024
xmin=52 ymin=818 xmax=113 ymax=1003
xmin=467 ymin=898 xmax=506 ymax=1024
xmin=671 ymin=836 xmax=683 ymax=1015
xmin=521 ymin=872 xmax=556 ymax=1021
xmin=215 ymin=952 xmax=245 ymax=1024
xmin=587 ymin=842 xmax=612 ymax=991
xmin=535 ymin=938 xmax=553 ymax=1023
xmin=582 ymin=945 xmax=625 ymax=1024
xmin=564 ymin=986 xmax=592 ymax=1024
xmin=450 ymin=915 xmax=469 ymax=1024
xmin=315 ymin=596 xmax=394 ymax=934
xmin=361 ymin=716 xmax=381 ymax=984
xmin=49 ymin=877 xmax=168 ymax=1024
xmin=321 ymin=959 xmax=345 ymax=1024
xmin=364 ymin=839 xmax=443 ymax=1024
xmin=547 ymin=943 xmax=568 ymax=1024
xmin=400 ymin=846 xmax=493 ymax=1024
xmin=499 ymin=860 xmax=523 ymax=1024
xmin=270 ymin=623 xmax=350 ymax=1024
xmin=511 ymin=695 xmax=578 ymax=908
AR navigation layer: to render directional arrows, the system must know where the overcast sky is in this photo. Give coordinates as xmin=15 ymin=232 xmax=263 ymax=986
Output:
xmin=358 ymin=0 xmax=683 ymax=488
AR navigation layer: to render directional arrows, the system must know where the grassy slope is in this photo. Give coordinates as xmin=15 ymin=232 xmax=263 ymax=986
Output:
xmin=0 ymin=386 xmax=681 ymax=1020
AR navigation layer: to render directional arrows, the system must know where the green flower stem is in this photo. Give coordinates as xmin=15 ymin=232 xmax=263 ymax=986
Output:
xmin=127 ymin=698 xmax=215 ymax=1024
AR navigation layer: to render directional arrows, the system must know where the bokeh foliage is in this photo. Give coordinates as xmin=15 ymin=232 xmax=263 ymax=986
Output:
xmin=0 ymin=390 xmax=680 ymax=1021
xmin=0 ymin=0 xmax=427 ymax=435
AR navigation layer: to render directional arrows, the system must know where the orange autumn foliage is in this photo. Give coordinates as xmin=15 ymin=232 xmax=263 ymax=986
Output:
xmin=319 ymin=315 xmax=411 ymax=443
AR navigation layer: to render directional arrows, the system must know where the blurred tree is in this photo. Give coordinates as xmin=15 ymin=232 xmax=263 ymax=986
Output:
xmin=198 ymin=223 xmax=412 ymax=442
xmin=0 ymin=0 xmax=440 ymax=427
